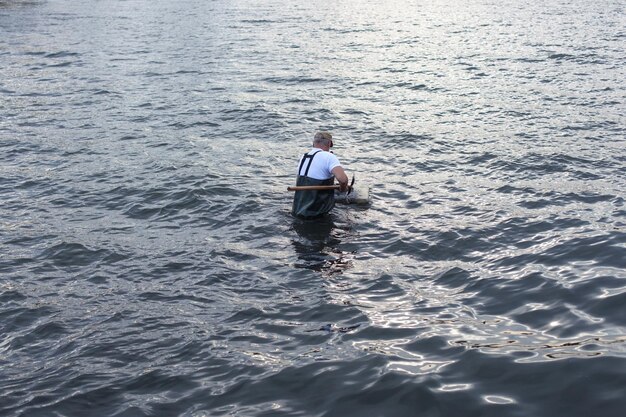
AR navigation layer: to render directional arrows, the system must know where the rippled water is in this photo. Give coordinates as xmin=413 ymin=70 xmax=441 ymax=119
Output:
xmin=1 ymin=0 xmax=625 ymax=416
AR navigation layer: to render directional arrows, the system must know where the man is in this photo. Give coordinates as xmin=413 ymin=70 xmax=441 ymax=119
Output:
xmin=292 ymin=131 xmax=349 ymax=219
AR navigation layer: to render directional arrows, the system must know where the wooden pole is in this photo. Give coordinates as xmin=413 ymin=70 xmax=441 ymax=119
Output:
xmin=287 ymin=185 xmax=341 ymax=191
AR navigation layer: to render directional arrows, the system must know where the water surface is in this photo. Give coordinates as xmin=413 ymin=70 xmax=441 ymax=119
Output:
xmin=1 ymin=0 xmax=625 ymax=416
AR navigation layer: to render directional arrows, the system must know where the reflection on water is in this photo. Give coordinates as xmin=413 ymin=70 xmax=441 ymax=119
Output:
xmin=291 ymin=215 xmax=354 ymax=277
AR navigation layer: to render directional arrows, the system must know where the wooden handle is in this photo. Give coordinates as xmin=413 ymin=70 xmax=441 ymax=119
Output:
xmin=287 ymin=185 xmax=341 ymax=191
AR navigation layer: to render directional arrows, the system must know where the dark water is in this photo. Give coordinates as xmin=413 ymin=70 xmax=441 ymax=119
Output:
xmin=1 ymin=0 xmax=625 ymax=415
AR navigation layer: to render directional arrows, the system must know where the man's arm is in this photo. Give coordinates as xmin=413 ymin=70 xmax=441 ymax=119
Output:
xmin=331 ymin=166 xmax=349 ymax=192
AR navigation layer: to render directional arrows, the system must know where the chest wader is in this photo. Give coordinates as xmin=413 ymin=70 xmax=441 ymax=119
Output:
xmin=292 ymin=151 xmax=335 ymax=219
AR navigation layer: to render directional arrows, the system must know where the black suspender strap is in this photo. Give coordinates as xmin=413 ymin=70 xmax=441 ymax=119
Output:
xmin=298 ymin=150 xmax=321 ymax=177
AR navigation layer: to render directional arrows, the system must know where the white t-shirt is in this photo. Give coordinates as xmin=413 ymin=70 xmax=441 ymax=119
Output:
xmin=296 ymin=149 xmax=342 ymax=180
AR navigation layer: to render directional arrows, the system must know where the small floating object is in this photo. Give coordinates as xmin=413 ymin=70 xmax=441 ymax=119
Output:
xmin=335 ymin=183 xmax=370 ymax=205
xmin=306 ymin=323 xmax=361 ymax=333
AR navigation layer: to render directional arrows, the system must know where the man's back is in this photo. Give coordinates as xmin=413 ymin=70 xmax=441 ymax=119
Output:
xmin=291 ymin=132 xmax=348 ymax=219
